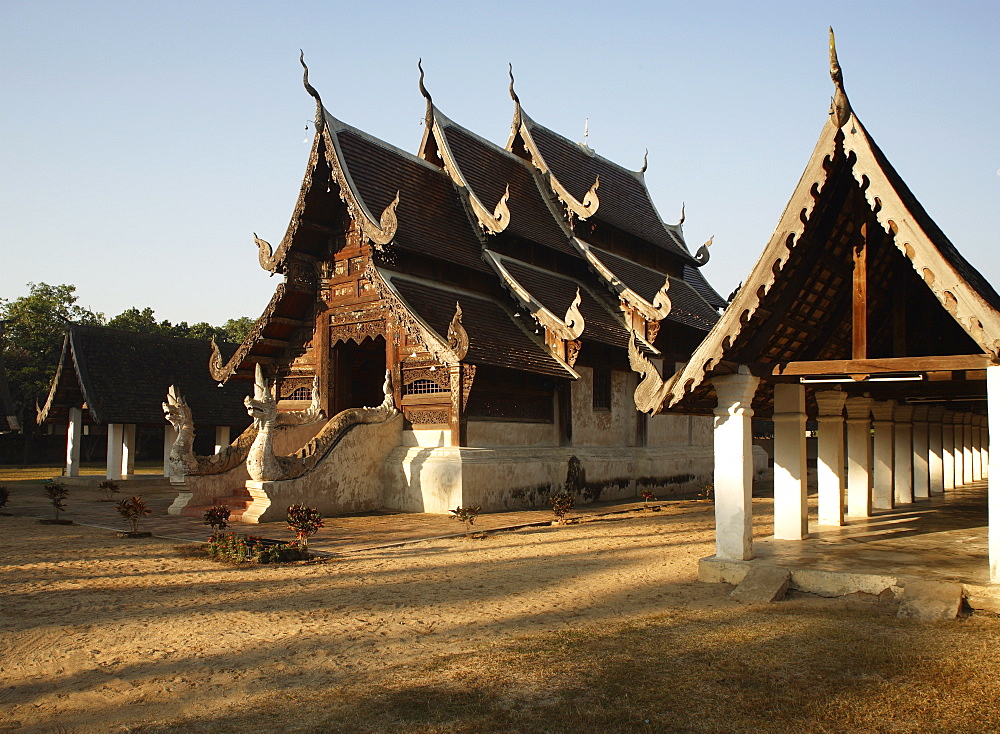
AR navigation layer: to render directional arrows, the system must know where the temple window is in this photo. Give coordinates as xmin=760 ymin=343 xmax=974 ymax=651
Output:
xmin=592 ymin=365 xmax=611 ymax=411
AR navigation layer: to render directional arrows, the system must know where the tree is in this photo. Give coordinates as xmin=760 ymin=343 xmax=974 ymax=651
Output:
xmin=0 ymin=283 xmax=103 ymax=412
xmin=220 ymin=317 xmax=254 ymax=344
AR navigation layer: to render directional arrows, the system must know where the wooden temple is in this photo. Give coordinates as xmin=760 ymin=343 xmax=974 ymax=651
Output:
xmin=631 ymin=31 xmax=1000 ymax=583
xmin=191 ymin=58 xmax=727 ymax=519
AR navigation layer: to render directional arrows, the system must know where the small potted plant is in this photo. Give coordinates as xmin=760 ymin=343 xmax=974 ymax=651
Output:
xmin=116 ymin=496 xmax=152 ymax=538
xmin=98 ymin=479 xmax=120 ymax=501
xmin=40 ymin=482 xmax=73 ymax=525
xmin=286 ymin=504 xmax=323 ymax=550
xmin=549 ymin=491 xmax=575 ymax=525
xmin=450 ymin=505 xmax=481 ymax=539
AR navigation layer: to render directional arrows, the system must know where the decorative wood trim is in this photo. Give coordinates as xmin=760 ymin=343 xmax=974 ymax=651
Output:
xmin=772 ymin=355 xmax=989 ymax=376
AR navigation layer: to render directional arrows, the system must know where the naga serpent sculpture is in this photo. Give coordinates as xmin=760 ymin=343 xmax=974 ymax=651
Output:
xmin=163 ymin=386 xmax=256 ymax=477
xmin=243 ymin=364 xmax=399 ymax=483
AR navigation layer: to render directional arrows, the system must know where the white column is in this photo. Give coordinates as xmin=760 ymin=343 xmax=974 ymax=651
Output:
xmin=983 ymin=422 xmax=990 ymax=479
xmin=943 ymin=411 xmax=956 ymax=491
xmin=973 ymin=415 xmax=984 ymax=482
xmin=963 ymin=414 xmax=975 ymax=485
xmin=773 ymin=383 xmax=808 ymax=540
xmin=912 ymin=405 xmax=930 ymax=499
xmin=163 ymin=425 xmax=177 ymax=477
xmin=815 ymin=390 xmax=847 ymax=526
xmin=928 ymin=406 xmax=945 ymax=494
xmin=121 ymin=424 xmax=137 ymax=479
xmin=711 ymin=368 xmax=760 ymax=561
xmin=871 ymin=401 xmax=895 ymax=510
xmin=954 ymin=413 xmax=965 ymax=487
xmin=106 ymin=423 xmax=124 ymax=481
xmin=987 ymin=366 xmax=1000 ymax=582
xmin=66 ymin=406 xmax=83 ymax=477
xmin=214 ymin=425 xmax=231 ymax=455
xmin=845 ymin=397 xmax=873 ymax=518
xmin=893 ymin=405 xmax=914 ymax=504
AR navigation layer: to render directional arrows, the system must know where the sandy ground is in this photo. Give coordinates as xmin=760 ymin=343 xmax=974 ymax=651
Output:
xmin=0 ymin=492 xmax=782 ymax=733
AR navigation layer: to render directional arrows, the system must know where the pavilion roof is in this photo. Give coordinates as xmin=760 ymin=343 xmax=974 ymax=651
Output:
xmin=38 ymin=325 xmax=252 ymax=427
xmin=641 ymin=34 xmax=1000 ymax=418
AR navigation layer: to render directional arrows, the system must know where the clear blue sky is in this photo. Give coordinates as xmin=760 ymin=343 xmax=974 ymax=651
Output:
xmin=2 ymin=0 xmax=998 ymax=326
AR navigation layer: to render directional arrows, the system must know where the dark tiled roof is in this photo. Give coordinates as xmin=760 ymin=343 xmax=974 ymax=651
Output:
xmin=384 ymin=272 xmax=572 ymax=378
xmin=682 ymin=264 xmax=728 ymax=310
xmin=494 ymin=255 xmax=636 ymax=350
xmin=588 ymin=248 xmax=719 ymax=332
xmin=440 ymin=122 xmax=578 ymax=258
xmin=39 ymin=325 xmax=251 ymax=427
xmin=526 ymin=120 xmax=695 ymax=262
xmin=328 ymin=115 xmax=490 ymax=274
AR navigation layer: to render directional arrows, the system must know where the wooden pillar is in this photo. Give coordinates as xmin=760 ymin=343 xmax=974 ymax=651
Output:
xmin=66 ymin=406 xmax=83 ymax=477
xmin=871 ymin=401 xmax=895 ymax=510
xmin=773 ymin=383 xmax=808 ymax=540
xmin=911 ymin=405 xmax=930 ymax=499
xmin=928 ymin=406 xmax=945 ymax=494
xmin=845 ymin=397 xmax=873 ymax=518
xmin=711 ymin=368 xmax=759 ymax=561
xmin=449 ymin=364 xmax=463 ymax=448
xmin=815 ymin=390 xmax=847 ymax=526
xmin=106 ymin=423 xmax=124 ymax=481
xmin=974 ymin=414 xmax=984 ymax=482
xmin=893 ymin=405 xmax=914 ymax=504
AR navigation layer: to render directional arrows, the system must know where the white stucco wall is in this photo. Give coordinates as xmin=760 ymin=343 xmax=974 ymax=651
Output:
xmin=571 ymin=367 xmax=637 ymax=446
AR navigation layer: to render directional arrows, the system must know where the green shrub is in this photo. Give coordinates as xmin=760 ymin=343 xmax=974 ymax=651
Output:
xmin=0 ymin=486 xmax=9 ymax=510
xmin=98 ymin=479 xmax=120 ymax=501
xmin=450 ymin=505 xmax=481 ymax=537
xmin=205 ymin=532 xmax=310 ymax=564
xmin=116 ymin=496 xmax=151 ymax=533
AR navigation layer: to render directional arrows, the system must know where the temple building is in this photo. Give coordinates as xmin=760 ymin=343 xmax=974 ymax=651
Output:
xmin=37 ymin=325 xmax=250 ymax=481
xmin=630 ymin=32 xmax=1000 ymax=593
xmin=171 ymin=59 xmax=727 ymax=522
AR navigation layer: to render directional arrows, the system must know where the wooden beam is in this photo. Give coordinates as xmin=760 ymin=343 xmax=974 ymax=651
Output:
xmin=852 ymin=221 xmax=867 ymax=359
xmin=268 ymin=317 xmax=307 ymax=327
xmin=772 ymin=354 xmax=990 ymax=376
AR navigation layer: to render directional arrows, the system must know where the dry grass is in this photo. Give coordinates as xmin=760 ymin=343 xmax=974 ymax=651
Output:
xmin=135 ymin=602 xmax=1000 ymax=734
xmin=0 ymin=462 xmax=163 ymax=483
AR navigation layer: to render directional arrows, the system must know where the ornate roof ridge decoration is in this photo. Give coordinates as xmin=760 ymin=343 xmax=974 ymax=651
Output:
xmin=508 ymin=109 xmax=600 ymax=221
xmin=694 ymin=235 xmax=713 ymax=266
xmin=428 ymin=106 xmax=511 ymax=233
xmin=320 ymin=113 xmax=400 ymax=247
xmin=508 ymin=63 xmax=522 ymax=134
xmin=446 ymin=302 xmax=470 ymax=360
xmin=639 ymin=149 xmax=648 ymax=175
xmin=653 ymin=120 xmax=841 ymax=409
xmin=380 ymin=265 xmax=580 ymax=378
xmin=828 ymin=28 xmax=852 ymax=129
xmin=210 ymin=283 xmax=289 ymax=383
xmin=484 ymin=250 xmax=584 ymax=341
xmin=571 ymin=237 xmax=671 ymax=323
xmin=36 ymin=330 xmax=74 ymax=426
xmin=563 ymin=289 xmax=585 ymax=340
xmin=369 ymin=265 xmax=464 ymax=365
xmin=629 ymin=332 xmax=670 ymax=414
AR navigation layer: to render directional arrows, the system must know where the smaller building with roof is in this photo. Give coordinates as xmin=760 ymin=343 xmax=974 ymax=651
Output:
xmin=37 ymin=325 xmax=251 ymax=481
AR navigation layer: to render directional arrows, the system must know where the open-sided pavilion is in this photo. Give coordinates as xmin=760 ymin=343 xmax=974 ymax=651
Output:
xmin=37 ymin=325 xmax=251 ymax=481
xmin=629 ymin=32 xmax=999 ymax=595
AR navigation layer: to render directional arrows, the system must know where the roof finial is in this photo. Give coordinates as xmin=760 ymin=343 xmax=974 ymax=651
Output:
xmin=299 ymin=51 xmax=324 ymax=129
xmin=828 ymin=27 xmax=851 ymax=127
xmin=584 ymin=117 xmax=589 ymax=141
xmin=508 ymin=63 xmax=522 ymax=131
xmin=418 ymin=58 xmax=434 ymax=129
xmin=679 ymin=202 xmax=686 ymax=226
xmin=639 ymin=149 xmax=648 ymax=174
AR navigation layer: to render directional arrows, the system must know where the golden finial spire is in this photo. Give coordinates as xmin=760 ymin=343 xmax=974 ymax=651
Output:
xmin=418 ymin=58 xmax=433 ymax=129
xmin=828 ymin=27 xmax=851 ymax=127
